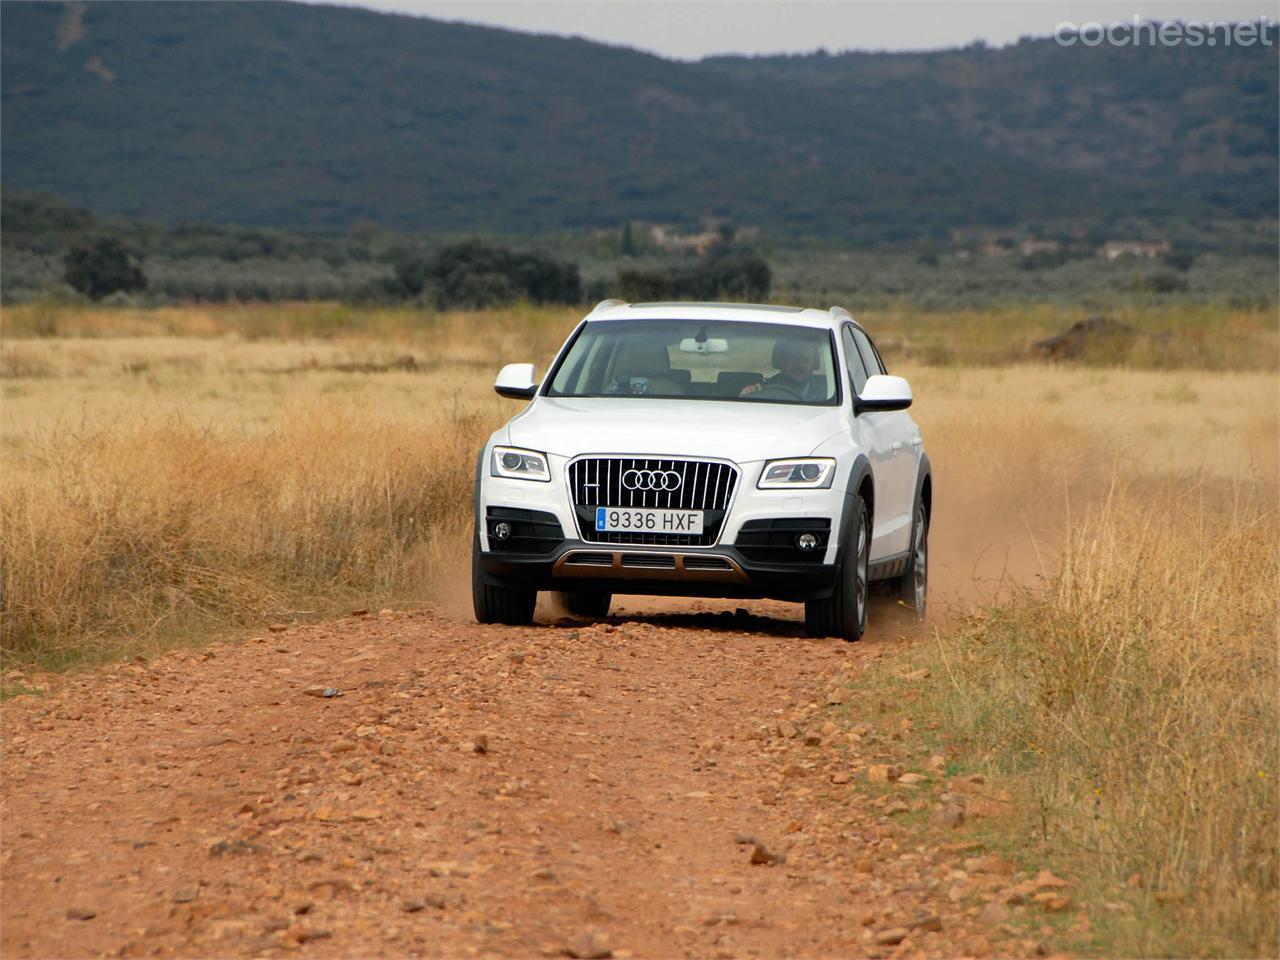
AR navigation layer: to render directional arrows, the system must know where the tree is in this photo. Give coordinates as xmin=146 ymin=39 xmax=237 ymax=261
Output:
xmin=689 ymin=253 xmax=771 ymax=301
xmin=64 ymin=237 xmax=146 ymax=300
xmin=386 ymin=240 xmax=581 ymax=308
xmin=616 ymin=254 xmax=772 ymax=303
xmin=617 ymin=268 xmax=672 ymax=301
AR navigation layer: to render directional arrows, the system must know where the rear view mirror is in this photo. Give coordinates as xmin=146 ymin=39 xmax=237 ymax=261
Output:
xmin=857 ymin=374 xmax=912 ymax=413
xmin=495 ymin=362 xmax=537 ymax=400
xmin=679 ymin=337 xmax=728 ymax=354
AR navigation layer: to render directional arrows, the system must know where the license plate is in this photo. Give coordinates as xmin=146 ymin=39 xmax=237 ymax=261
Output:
xmin=594 ymin=507 xmax=704 ymax=535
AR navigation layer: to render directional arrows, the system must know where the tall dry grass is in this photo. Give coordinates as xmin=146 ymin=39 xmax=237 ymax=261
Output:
xmin=916 ymin=479 xmax=1278 ymax=957
xmin=1 ymin=403 xmax=492 ymax=666
xmin=3 ymin=307 xmax=1274 ymax=671
xmin=2 ymin=299 xmax=1276 ymax=371
xmin=0 ymin=304 xmax=579 ymax=667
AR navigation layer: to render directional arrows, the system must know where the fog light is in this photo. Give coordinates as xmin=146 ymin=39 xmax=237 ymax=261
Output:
xmin=796 ymin=532 xmax=819 ymax=551
xmin=492 ymin=521 xmax=512 ymax=541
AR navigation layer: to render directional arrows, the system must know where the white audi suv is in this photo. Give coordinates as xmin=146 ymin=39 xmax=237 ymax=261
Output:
xmin=473 ymin=300 xmax=931 ymax=641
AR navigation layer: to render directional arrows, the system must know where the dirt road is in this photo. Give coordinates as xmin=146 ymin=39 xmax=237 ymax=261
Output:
xmin=2 ymin=601 xmax=1045 ymax=959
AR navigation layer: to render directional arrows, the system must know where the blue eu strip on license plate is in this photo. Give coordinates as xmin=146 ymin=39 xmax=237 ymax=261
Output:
xmin=595 ymin=507 xmax=607 ymax=531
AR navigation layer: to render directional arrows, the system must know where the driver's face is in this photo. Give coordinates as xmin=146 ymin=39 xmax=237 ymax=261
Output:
xmin=780 ymin=350 xmax=816 ymax=381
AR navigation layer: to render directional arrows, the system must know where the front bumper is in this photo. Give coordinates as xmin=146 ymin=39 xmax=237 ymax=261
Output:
xmin=478 ymin=452 xmax=851 ymax=601
xmin=477 ymin=538 xmax=840 ymax=602
xmin=482 ymin=456 xmax=849 ymax=557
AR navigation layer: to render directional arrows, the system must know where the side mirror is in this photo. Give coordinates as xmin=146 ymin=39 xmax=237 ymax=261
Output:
xmin=495 ymin=363 xmax=538 ymax=400
xmin=856 ymin=374 xmax=912 ymax=414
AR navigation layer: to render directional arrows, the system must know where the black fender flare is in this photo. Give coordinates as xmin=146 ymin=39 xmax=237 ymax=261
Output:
xmin=834 ymin=453 xmax=874 ymax=563
xmin=876 ymin=452 xmax=932 ymax=582
xmin=473 ymin=443 xmax=488 ymax=538
xmin=913 ymin=451 xmax=933 ymax=525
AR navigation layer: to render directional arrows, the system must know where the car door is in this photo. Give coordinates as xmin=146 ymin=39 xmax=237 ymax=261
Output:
xmin=841 ymin=325 xmax=901 ymax=560
xmin=852 ymin=326 xmax=918 ymax=556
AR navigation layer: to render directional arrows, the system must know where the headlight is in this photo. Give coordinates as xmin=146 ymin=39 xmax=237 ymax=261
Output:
xmin=491 ymin=445 xmax=550 ymax=482
xmin=758 ymin=458 xmax=836 ymax=489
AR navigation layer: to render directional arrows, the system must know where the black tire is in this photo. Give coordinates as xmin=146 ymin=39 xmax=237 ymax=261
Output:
xmin=472 ymin=531 xmax=536 ymax=625
xmin=888 ymin=502 xmax=928 ymax=623
xmin=559 ymin=591 xmax=612 ymax=619
xmin=804 ymin=495 xmax=870 ymax=642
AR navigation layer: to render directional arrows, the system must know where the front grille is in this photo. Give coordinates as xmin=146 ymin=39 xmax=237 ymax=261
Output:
xmin=567 ymin=457 xmax=739 ymax=546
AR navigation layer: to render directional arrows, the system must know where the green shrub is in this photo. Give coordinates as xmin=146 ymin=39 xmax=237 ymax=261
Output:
xmin=615 ymin=253 xmax=771 ymax=302
xmin=386 ymin=240 xmax=581 ymax=308
xmin=617 ymin=268 xmax=673 ymax=301
xmin=63 ymin=237 xmax=146 ymax=300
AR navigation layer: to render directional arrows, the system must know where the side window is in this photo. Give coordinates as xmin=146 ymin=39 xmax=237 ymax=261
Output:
xmin=852 ymin=328 xmax=886 ymax=376
xmin=841 ymin=326 xmax=868 ymax=394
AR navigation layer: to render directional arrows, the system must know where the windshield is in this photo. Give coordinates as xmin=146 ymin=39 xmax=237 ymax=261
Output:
xmin=546 ymin=319 xmax=839 ymax=405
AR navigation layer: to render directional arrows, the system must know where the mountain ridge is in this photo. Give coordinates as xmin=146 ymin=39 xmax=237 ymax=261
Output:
xmin=2 ymin=1 xmax=1275 ymax=240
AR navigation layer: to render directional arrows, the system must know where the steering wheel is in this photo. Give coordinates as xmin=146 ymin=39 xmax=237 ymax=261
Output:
xmin=750 ymin=383 xmax=807 ymax=401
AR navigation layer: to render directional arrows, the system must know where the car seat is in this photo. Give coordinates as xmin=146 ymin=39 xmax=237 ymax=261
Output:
xmin=613 ymin=340 xmax=686 ymax=395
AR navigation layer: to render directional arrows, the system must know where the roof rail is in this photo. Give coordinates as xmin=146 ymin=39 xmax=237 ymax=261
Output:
xmin=590 ymin=298 xmax=629 ymax=313
xmin=828 ymin=305 xmax=853 ymax=321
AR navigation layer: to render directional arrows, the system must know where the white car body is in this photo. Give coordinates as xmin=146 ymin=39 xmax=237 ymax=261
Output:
xmin=473 ymin=301 xmax=932 ymax=640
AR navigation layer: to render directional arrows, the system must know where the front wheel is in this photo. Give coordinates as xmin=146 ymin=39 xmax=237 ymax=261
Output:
xmin=472 ymin=531 xmax=536 ymax=625
xmin=888 ymin=502 xmax=928 ymax=623
xmin=804 ymin=495 xmax=870 ymax=642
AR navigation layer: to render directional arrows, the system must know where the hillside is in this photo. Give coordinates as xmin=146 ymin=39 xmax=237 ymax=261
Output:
xmin=1 ymin=1 xmax=1276 ymax=240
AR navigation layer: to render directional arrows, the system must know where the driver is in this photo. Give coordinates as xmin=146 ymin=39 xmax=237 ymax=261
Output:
xmin=740 ymin=340 xmax=821 ymax=399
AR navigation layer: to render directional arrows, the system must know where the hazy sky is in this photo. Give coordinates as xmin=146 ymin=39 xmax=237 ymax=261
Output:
xmin=313 ymin=0 xmax=1280 ymax=59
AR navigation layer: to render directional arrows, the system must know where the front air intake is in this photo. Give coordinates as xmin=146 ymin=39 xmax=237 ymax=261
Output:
xmin=620 ymin=553 xmax=677 ymax=569
xmin=682 ymin=556 xmax=734 ymax=571
xmin=563 ymin=551 xmax=613 ymax=567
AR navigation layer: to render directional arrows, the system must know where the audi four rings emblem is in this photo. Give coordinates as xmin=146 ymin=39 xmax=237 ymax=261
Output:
xmin=621 ymin=469 xmax=682 ymax=491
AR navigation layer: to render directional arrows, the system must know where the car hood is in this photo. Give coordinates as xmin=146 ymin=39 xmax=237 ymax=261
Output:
xmin=508 ymin=396 xmax=847 ymax=462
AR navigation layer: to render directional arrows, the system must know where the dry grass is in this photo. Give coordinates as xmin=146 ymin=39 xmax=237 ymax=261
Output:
xmin=892 ymin=364 xmax=1277 ymax=618
xmin=2 ymin=404 xmax=485 ymax=667
xmin=0 ymin=346 xmax=56 ymax=379
xmin=2 ymin=303 xmax=1275 ymax=669
xmin=867 ymin=301 xmax=1280 ymax=370
xmin=893 ymin=479 xmax=1279 ymax=958
xmin=862 ymin=355 xmax=1279 ymax=957
xmin=2 ymin=299 xmax=1276 ymax=371
xmin=1 ymin=305 xmax=574 ymax=667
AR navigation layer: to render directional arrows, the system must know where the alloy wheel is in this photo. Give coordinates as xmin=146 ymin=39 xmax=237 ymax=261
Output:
xmin=855 ymin=514 xmax=869 ymax=630
xmin=912 ymin=506 xmax=928 ymax=611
